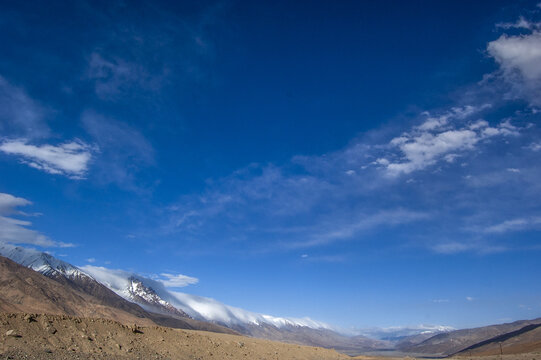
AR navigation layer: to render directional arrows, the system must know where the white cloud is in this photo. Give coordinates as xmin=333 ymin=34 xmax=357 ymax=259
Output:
xmin=380 ymin=109 xmax=518 ymax=176
xmin=158 ymin=273 xmax=199 ymax=288
xmin=466 ymin=296 xmax=475 ymax=301
xmin=0 ymin=192 xmax=73 ymax=248
xmin=0 ymin=193 xmax=31 ymax=216
xmin=489 ymin=32 xmax=541 ymax=80
xmin=86 ymin=258 xmax=96 ymax=263
xmin=487 ymin=29 xmax=541 ymax=106
xmin=496 ymin=16 xmax=541 ymax=30
xmin=0 ymin=139 xmax=94 ymax=179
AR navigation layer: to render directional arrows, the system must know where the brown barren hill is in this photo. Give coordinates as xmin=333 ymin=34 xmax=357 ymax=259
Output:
xmin=456 ymin=323 xmax=541 ymax=356
xmin=400 ymin=317 xmax=541 ymax=356
xmin=0 ymin=313 xmax=351 ymax=360
xmin=0 ymin=255 xmax=155 ymax=326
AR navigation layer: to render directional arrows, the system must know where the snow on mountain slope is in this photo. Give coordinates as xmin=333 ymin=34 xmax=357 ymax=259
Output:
xmin=0 ymin=243 xmax=90 ymax=280
xmin=0 ymin=243 xmax=329 ymax=330
xmin=81 ymin=264 xmax=331 ymax=330
xmin=358 ymin=324 xmax=455 ymax=340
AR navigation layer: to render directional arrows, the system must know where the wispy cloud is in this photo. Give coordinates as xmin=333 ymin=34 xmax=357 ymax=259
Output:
xmin=376 ymin=106 xmax=519 ymax=176
xmin=87 ymin=52 xmax=162 ymax=100
xmin=485 ymin=216 xmax=541 ymax=233
xmin=158 ymin=273 xmax=199 ymax=288
xmin=0 ymin=193 xmax=31 ymax=215
xmin=431 ymin=241 xmax=507 ymax=255
xmin=496 ymin=16 xmax=541 ymax=30
xmin=0 ymin=139 xmax=94 ymax=179
xmin=0 ymin=76 xmax=50 ymax=139
xmin=81 ymin=111 xmax=155 ymax=190
xmin=288 ymin=209 xmax=429 ymax=248
xmin=161 ymin=12 xmax=541 ymax=257
xmin=0 ymin=192 xmax=73 ymax=248
xmin=432 ymin=299 xmax=450 ymax=303
xmin=83 ymin=2 xmax=223 ymax=101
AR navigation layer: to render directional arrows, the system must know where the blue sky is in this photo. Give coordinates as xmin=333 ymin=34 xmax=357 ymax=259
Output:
xmin=1 ymin=0 xmax=541 ymax=330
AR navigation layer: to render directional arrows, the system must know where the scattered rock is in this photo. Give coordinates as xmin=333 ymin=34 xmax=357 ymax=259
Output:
xmin=23 ymin=314 xmax=35 ymax=323
xmin=5 ymin=329 xmax=20 ymax=337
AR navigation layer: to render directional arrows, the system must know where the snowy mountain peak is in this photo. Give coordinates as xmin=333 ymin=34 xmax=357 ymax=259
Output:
xmin=80 ymin=264 xmax=332 ymax=331
xmin=0 ymin=244 xmax=332 ymax=332
xmin=126 ymin=276 xmax=190 ymax=318
xmin=0 ymin=243 xmax=90 ymax=280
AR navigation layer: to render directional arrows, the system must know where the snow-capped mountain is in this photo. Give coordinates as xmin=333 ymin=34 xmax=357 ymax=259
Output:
xmin=80 ymin=264 xmax=331 ymax=330
xmin=0 ymin=243 xmax=89 ymax=280
xmin=0 ymin=243 xmax=451 ymax=355
xmin=357 ymin=324 xmax=455 ymax=341
xmin=125 ymin=276 xmax=190 ymax=318
xmin=0 ymin=244 xmax=188 ymax=320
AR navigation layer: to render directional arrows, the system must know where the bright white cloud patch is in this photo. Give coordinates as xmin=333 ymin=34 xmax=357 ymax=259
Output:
xmin=488 ymin=29 xmax=541 ymax=106
xmin=0 ymin=139 xmax=94 ymax=179
xmin=159 ymin=273 xmax=199 ymax=288
xmin=0 ymin=192 xmax=72 ymax=247
xmin=378 ymin=107 xmax=519 ymax=176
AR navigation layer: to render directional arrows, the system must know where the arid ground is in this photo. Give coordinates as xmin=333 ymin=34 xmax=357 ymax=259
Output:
xmin=2 ymin=313 xmax=541 ymax=360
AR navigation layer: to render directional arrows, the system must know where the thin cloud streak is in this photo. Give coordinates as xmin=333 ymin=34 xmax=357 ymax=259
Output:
xmin=0 ymin=139 xmax=94 ymax=179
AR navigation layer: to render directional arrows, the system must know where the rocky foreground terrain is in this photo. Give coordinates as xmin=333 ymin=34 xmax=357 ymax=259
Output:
xmin=2 ymin=313 xmax=541 ymax=360
xmin=0 ymin=313 xmax=352 ymax=360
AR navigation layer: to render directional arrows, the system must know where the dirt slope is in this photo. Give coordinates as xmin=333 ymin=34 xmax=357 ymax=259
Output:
xmin=456 ymin=324 xmax=541 ymax=356
xmin=401 ymin=318 xmax=541 ymax=356
xmin=0 ymin=313 xmax=350 ymax=360
xmin=0 ymin=255 xmax=236 ymax=335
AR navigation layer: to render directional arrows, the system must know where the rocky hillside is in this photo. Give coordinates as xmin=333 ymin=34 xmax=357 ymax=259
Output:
xmin=0 ymin=313 xmax=351 ymax=360
xmin=0 ymin=255 xmax=235 ymax=335
xmin=399 ymin=318 xmax=541 ymax=356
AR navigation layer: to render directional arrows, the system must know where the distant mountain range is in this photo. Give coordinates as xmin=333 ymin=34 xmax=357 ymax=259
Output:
xmin=0 ymin=244 xmax=388 ymax=353
xmin=2 ymin=243 xmax=540 ymax=356
xmin=397 ymin=317 xmax=541 ymax=356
